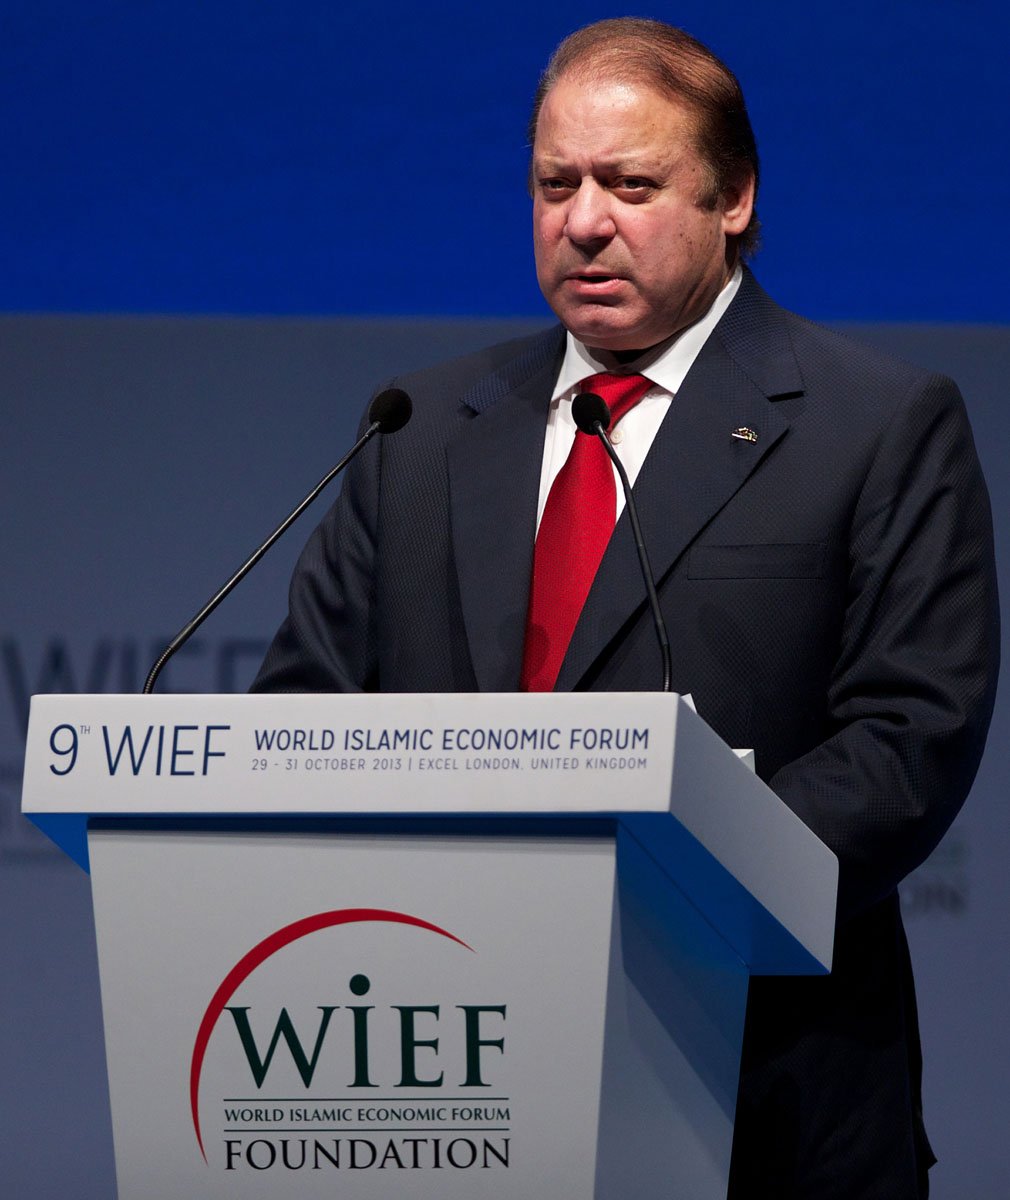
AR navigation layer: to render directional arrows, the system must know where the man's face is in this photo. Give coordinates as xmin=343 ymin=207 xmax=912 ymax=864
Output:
xmin=532 ymin=74 xmax=754 ymax=353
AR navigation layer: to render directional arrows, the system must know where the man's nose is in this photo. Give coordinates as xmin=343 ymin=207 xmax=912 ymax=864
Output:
xmin=563 ymin=182 xmax=616 ymax=244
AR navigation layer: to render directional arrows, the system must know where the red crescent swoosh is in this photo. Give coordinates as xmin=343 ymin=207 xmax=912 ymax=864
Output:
xmin=190 ymin=908 xmax=472 ymax=1161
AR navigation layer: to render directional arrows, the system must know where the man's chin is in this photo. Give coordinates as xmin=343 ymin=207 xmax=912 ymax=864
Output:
xmin=543 ymin=289 xmax=669 ymax=351
xmin=564 ymin=316 xmax=660 ymax=354
xmin=553 ymin=305 xmax=631 ymax=350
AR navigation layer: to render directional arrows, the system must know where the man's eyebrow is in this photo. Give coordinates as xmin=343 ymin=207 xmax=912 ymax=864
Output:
xmin=532 ymin=155 xmax=663 ymax=173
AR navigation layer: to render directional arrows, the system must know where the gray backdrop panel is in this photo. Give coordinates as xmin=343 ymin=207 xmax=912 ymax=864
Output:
xmin=2 ymin=315 xmax=1006 ymax=1198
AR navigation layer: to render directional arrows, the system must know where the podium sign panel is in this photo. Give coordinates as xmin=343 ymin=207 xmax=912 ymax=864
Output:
xmin=23 ymin=693 xmax=837 ymax=1199
xmin=90 ymin=828 xmax=617 ymax=1198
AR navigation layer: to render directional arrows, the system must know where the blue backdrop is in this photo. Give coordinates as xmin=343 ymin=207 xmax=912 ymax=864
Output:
xmin=3 ymin=0 xmax=1008 ymax=320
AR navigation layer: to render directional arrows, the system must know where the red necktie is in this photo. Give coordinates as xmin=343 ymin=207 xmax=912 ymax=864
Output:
xmin=520 ymin=373 xmax=653 ymax=692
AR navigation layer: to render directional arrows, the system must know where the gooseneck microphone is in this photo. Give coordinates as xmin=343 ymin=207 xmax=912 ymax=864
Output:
xmin=143 ymin=388 xmax=413 ymax=695
xmin=572 ymin=391 xmax=673 ymax=693
xmin=365 ymin=387 xmax=413 ymax=434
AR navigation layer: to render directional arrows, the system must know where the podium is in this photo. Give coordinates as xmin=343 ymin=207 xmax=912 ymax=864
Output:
xmin=22 ymin=692 xmax=836 ymax=1199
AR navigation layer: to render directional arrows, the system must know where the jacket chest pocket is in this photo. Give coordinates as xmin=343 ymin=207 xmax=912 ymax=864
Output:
xmin=687 ymin=542 xmax=827 ymax=579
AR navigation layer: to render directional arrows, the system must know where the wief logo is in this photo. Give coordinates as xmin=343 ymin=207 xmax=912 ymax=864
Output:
xmin=190 ymin=908 xmax=509 ymax=1173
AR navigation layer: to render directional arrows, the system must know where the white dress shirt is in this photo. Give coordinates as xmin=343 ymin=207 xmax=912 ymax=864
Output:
xmin=535 ymin=266 xmax=742 ymax=529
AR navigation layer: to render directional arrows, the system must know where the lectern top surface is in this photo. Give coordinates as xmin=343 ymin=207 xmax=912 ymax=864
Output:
xmin=22 ymin=691 xmax=837 ymax=972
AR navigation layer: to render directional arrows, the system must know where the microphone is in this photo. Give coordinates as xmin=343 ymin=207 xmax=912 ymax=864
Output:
xmin=367 ymin=387 xmax=412 ymax=433
xmin=571 ymin=391 xmax=612 ymax=436
xmin=572 ymin=391 xmax=673 ymax=693
xmin=143 ymin=388 xmax=413 ymax=695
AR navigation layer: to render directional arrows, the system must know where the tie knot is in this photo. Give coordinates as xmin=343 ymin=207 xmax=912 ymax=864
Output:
xmin=578 ymin=373 xmax=653 ymax=429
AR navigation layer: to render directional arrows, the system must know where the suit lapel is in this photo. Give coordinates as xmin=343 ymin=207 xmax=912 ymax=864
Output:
xmin=448 ymin=328 xmax=565 ymax=691
xmin=556 ymin=273 xmax=805 ymax=691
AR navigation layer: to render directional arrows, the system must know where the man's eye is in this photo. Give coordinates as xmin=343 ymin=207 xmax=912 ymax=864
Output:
xmin=617 ymin=177 xmax=652 ymax=192
xmin=540 ymin=178 xmax=574 ymax=193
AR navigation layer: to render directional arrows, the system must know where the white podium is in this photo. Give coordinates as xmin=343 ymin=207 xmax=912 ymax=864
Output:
xmin=22 ymin=692 xmax=836 ymax=1200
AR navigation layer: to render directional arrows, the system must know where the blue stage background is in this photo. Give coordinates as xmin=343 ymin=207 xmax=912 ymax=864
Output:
xmin=2 ymin=4 xmax=1007 ymax=1197
xmin=3 ymin=0 xmax=1008 ymax=321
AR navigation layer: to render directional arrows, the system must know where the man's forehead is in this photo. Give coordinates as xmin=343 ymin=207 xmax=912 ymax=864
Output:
xmin=532 ymin=77 xmax=697 ymax=167
xmin=533 ymin=73 xmax=698 ymax=145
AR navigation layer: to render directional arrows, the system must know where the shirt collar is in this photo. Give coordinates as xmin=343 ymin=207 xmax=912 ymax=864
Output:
xmin=552 ymin=264 xmax=742 ymax=400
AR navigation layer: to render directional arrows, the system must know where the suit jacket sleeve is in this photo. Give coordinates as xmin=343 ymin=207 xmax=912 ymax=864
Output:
xmin=768 ymin=370 xmax=998 ymax=918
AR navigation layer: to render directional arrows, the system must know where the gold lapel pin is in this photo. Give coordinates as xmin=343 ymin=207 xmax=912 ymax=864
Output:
xmin=732 ymin=426 xmax=758 ymax=443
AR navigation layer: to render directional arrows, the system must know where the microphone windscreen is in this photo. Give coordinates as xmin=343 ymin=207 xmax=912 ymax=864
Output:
xmin=368 ymin=388 xmax=413 ymax=434
xmin=572 ymin=391 xmax=612 ymax=434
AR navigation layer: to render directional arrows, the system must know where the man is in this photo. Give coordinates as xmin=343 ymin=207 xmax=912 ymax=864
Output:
xmin=254 ymin=19 xmax=999 ymax=1197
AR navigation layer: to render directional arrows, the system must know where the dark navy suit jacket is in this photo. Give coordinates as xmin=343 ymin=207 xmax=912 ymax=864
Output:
xmin=254 ymin=271 xmax=999 ymax=1197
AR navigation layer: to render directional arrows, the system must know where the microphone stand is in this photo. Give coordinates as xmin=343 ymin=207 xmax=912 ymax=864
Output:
xmin=143 ymin=389 xmax=411 ymax=694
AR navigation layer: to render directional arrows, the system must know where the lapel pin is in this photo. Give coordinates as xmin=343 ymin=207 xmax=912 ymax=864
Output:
xmin=732 ymin=426 xmax=758 ymax=443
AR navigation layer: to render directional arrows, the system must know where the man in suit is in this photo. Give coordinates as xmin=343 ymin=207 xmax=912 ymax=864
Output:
xmin=254 ymin=19 xmax=999 ymax=1197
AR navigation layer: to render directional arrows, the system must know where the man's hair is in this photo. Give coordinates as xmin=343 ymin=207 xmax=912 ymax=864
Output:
xmin=528 ymin=18 xmax=761 ymax=257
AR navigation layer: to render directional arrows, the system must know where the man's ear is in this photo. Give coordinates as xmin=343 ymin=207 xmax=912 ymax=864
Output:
xmin=721 ymin=170 xmax=756 ymax=236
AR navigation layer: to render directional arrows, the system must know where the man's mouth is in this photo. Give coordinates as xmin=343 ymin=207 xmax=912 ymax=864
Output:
xmin=563 ymin=273 xmax=625 ymax=297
